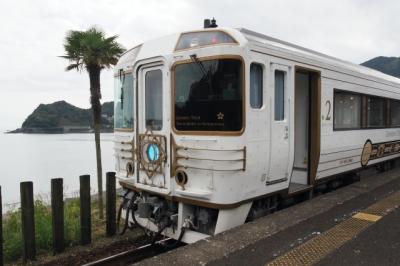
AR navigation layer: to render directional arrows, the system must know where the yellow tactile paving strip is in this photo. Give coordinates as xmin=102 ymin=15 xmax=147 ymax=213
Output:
xmin=352 ymin=212 xmax=381 ymax=222
xmin=267 ymin=191 xmax=400 ymax=266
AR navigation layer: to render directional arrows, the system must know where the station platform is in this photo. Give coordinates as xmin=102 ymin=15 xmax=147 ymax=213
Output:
xmin=137 ymin=168 xmax=400 ymax=266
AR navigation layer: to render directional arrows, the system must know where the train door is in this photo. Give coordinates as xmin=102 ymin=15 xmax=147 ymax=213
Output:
xmin=267 ymin=63 xmax=292 ymax=183
xmin=292 ymin=71 xmax=310 ymax=185
xmin=136 ymin=63 xmax=171 ymax=193
xmin=292 ymin=68 xmax=320 ymax=187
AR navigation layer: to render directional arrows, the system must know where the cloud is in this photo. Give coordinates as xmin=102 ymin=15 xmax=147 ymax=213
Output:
xmin=0 ymin=0 xmax=399 ymax=129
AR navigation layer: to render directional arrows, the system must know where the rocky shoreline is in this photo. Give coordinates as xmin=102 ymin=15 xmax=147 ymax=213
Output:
xmin=8 ymin=100 xmax=115 ymax=134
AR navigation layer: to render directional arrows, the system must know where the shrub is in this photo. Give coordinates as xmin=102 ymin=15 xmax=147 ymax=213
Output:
xmin=2 ymin=196 xmax=96 ymax=263
xmin=64 ymin=198 xmax=81 ymax=246
xmin=3 ymin=209 xmax=22 ymax=262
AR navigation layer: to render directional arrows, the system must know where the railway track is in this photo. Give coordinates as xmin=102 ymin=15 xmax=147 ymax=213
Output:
xmin=82 ymin=238 xmax=183 ymax=266
xmin=81 ymin=169 xmax=369 ymax=266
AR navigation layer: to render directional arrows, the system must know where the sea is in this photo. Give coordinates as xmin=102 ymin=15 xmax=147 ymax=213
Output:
xmin=0 ymin=132 xmax=115 ymax=212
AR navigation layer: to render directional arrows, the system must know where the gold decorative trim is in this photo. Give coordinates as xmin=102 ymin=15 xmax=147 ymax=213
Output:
xmin=243 ymin=146 xmax=247 ymax=171
xmin=170 ymin=135 xmax=246 ymax=174
xmin=361 ymin=140 xmax=372 ymax=166
xmin=361 ymin=139 xmax=400 ymax=166
xmin=118 ymin=137 xmax=135 ymax=160
xmin=171 ymin=55 xmax=246 ymax=136
xmin=175 ymin=165 xmax=245 ymax=172
xmin=137 ymin=131 xmax=167 ymax=179
xmin=176 ymin=156 xmax=244 ymax=162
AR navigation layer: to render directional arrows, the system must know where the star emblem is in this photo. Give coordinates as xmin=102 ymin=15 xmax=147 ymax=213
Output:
xmin=217 ymin=112 xmax=224 ymax=120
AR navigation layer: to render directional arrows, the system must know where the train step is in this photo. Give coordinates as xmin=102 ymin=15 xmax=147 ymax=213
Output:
xmin=288 ymin=182 xmax=313 ymax=196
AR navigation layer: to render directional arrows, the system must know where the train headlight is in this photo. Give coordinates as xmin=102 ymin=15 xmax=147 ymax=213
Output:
xmin=175 ymin=170 xmax=188 ymax=189
xmin=146 ymin=143 xmax=160 ymax=162
xmin=126 ymin=162 xmax=134 ymax=176
xmin=137 ymin=134 xmax=166 ymax=178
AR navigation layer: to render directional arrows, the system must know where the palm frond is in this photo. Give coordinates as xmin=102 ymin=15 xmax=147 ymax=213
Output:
xmin=65 ymin=63 xmax=81 ymax=71
xmin=61 ymin=26 xmax=126 ymax=72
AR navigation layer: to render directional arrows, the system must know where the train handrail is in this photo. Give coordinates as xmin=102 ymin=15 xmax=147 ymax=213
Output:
xmin=176 ymin=164 xmax=245 ymax=172
xmin=177 ymin=146 xmax=245 ymax=152
xmin=176 ymin=155 xmax=244 ymax=162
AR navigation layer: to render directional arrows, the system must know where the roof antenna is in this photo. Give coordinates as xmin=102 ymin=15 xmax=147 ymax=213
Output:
xmin=204 ymin=18 xmax=218 ymax=28
xmin=210 ymin=18 xmax=218 ymax=28
xmin=204 ymin=19 xmax=211 ymax=28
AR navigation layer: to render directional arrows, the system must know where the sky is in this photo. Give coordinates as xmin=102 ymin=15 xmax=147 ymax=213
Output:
xmin=0 ymin=0 xmax=400 ymax=130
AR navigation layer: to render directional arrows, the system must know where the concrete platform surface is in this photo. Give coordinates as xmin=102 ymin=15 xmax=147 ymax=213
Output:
xmin=317 ymin=207 xmax=400 ymax=266
xmin=137 ymin=168 xmax=400 ymax=266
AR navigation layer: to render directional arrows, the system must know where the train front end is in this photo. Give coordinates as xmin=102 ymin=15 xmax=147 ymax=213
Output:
xmin=114 ymin=27 xmax=252 ymax=243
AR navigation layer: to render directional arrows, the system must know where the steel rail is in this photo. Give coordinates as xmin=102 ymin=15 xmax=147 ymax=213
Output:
xmin=82 ymin=238 xmax=179 ymax=266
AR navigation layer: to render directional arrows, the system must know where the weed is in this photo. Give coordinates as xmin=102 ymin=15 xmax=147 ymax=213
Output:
xmin=2 ymin=196 xmax=105 ymax=263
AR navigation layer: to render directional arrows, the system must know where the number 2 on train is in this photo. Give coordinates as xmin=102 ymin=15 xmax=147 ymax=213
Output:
xmin=325 ymin=100 xmax=331 ymax=120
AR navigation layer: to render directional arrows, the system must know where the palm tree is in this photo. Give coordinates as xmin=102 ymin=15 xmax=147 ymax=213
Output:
xmin=62 ymin=27 xmax=125 ymax=219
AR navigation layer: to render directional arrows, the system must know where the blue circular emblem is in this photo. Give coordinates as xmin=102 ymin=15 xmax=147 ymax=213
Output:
xmin=146 ymin=144 xmax=160 ymax=162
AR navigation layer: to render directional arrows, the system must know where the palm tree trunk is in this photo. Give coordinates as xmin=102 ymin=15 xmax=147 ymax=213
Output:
xmin=94 ymin=123 xmax=103 ymax=219
xmin=89 ymin=66 xmax=104 ymax=219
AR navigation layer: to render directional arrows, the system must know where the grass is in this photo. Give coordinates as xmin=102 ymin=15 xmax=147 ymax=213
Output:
xmin=2 ymin=196 xmax=105 ymax=263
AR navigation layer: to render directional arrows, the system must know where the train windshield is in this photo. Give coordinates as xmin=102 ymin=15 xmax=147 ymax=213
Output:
xmin=174 ymin=58 xmax=242 ymax=132
xmin=114 ymin=74 xmax=134 ymax=129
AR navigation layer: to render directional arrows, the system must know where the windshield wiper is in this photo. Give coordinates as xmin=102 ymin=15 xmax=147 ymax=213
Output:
xmin=119 ymin=69 xmax=125 ymax=109
xmin=190 ymin=54 xmax=213 ymax=93
xmin=190 ymin=54 xmax=207 ymax=77
xmin=120 ymin=88 xmax=124 ymax=109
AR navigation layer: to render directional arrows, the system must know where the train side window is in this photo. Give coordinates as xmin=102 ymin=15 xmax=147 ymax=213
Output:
xmin=390 ymin=100 xmax=400 ymax=127
xmin=250 ymin=63 xmax=263 ymax=109
xmin=334 ymin=91 xmax=361 ymax=129
xmin=367 ymin=96 xmax=385 ymax=128
xmin=145 ymin=69 xmax=163 ymax=130
xmin=274 ymin=70 xmax=285 ymax=121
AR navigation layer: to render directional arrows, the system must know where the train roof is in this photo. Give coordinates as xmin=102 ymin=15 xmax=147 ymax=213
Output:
xmin=238 ymin=28 xmax=400 ymax=87
xmin=116 ymin=27 xmax=400 ymax=87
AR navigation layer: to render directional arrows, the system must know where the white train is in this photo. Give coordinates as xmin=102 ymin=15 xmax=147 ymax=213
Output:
xmin=114 ymin=19 xmax=400 ymax=243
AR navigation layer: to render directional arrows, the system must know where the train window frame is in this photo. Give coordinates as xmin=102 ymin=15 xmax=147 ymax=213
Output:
xmin=332 ymin=88 xmax=400 ymax=131
xmin=366 ymin=95 xmax=386 ymax=129
xmin=274 ymin=70 xmax=286 ymax=121
xmin=145 ymin=69 xmax=163 ymax=131
xmin=250 ymin=63 xmax=264 ymax=109
xmin=114 ymin=71 xmax=134 ymax=132
xmin=333 ymin=89 xmax=362 ymax=130
xmin=171 ymin=55 xmax=245 ymax=136
xmin=390 ymin=99 xmax=400 ymax=127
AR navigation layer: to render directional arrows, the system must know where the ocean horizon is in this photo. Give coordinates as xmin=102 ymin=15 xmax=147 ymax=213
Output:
xmin=0 ymin=132 xmax=115 ymax=212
